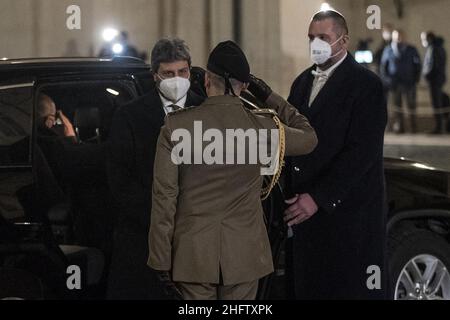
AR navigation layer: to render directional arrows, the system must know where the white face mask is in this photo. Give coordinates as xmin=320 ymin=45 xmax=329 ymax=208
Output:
xmin=310 ymin=36 xmax=343 ymax=65
xmin=157 ymin=76 xmax=191 ymax=103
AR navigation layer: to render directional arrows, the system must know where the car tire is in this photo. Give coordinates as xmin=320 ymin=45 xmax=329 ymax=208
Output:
xmin=0 ymin=268 xmax=46 ymax=300
xmin=389 ymin=227 xmax=450 ymax=300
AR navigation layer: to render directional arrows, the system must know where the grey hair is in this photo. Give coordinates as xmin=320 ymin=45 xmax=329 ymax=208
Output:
xmin=151 ymin=37 xmax=191 ymax=73
xmin=206 ymin=71 xmax=243 ymax=93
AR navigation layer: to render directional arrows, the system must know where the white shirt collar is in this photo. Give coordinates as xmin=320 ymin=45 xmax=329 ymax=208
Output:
xmin=159 ymin=93 xmax=187 ymax=115
xmin=315 ymin=52 xmax=348 ymax=77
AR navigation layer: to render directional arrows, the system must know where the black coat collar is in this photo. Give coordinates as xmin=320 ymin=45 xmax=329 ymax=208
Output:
xmin=142 ymin=87 xmax=205 ymax=126
xmin=299 ymin=53 xmax=357 ymax=117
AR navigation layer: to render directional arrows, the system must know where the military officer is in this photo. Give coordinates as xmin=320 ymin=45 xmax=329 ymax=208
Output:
xmin=147 ymin=41 xmax=318 ymax=300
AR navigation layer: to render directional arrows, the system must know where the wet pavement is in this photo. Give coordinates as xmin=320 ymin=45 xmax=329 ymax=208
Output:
xmin=384 ymin=134 xmax=450 ymax=171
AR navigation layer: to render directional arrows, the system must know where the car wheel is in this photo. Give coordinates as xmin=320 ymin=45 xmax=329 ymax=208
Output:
xmin=0 ymin=268 xmax=46 ymax=300
xmin=389 ymin=228 xmax=450 ymax=300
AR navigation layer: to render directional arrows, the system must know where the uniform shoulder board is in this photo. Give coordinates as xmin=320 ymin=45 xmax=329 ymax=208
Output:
xmin=167 ymin=105 xmax=200 ymax=116
xmin=251 ymin=108 xmax=277 ymax=116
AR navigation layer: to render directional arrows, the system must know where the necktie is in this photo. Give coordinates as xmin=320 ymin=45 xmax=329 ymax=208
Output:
xmin=309 ymin=70 xmax=328 ymax=107
xmin=423 ymin=47 xmax=433 ymax=76
xmin=170 ymin=104 xmax=181 ymax=112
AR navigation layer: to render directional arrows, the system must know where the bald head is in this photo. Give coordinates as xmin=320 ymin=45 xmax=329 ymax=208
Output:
xmin=38 ymin=94 xmax=56 ymax=118
xmin=37 ymin=94 xmax=57 ymax=129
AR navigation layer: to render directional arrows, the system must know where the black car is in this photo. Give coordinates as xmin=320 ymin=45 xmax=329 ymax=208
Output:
xmin=0 ymin=58 xmax=449 ymax=300
xmin=384 ymin=157 xmax=450 ymax=300
xmin=0 ymin=57 xmax=155 ymax=299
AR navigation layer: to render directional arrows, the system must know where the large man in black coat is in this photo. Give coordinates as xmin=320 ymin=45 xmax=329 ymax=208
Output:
xmin=106 ymin=38 xmax=204 ymax=299
xmin=285 ymin=10 xmax=388 ymax=299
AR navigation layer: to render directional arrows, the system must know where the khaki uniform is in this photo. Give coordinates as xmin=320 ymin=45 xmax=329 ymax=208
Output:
xmin=148 ymin=92 xmax=317 ymax=297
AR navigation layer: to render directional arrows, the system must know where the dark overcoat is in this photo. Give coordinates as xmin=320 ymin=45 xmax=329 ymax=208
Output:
xmin=286 ymin=54 xmax=388 ymax=299
xmin=106 ymin=87 xmax=204 ymax=299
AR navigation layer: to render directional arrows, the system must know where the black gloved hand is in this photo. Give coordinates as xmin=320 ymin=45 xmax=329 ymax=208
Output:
xmin=156 ymin=271 xmax=184 ymax=300
xmin=248 ymin=74 xmax=273 ymax=102
xmin=190 ymin=66 xmax=207 ymax=98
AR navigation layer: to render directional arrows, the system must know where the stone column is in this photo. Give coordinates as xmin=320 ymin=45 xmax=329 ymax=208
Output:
xmin=240 ymin=0 xmax=282 ymax=93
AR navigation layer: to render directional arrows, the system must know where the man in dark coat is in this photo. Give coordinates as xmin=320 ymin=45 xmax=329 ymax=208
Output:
xmin=35 ymin=93 xmax=79 ymax=188
xmin=380 ymin=29 xmax=421 ymax=133
xmin=285 ymin=10 xmax=388 ymax=300
xmin=421 ymin=31 xmax=448 ymax=134
xmin=106 ymin=38 xmax=204 ymax=299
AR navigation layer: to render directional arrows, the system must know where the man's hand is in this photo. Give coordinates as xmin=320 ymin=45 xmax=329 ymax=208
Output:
xmin=284 ymin=193 xmax=319 ymax=226
xmin=58 ymin=111 xmax=76 ymax=137
xmin=155 ymin=270 xmax=184 ymax=300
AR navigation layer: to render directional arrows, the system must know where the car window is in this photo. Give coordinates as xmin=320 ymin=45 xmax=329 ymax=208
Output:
xmin=135 ymin=72 xmax=155 ymax=95
xmin=38 ymin=80 xmax=136 ymax=143
xmin=0 ymin=82 xmax=33 ymax=222
xmin=33 ymin=80 xmax=137 ymax=244
xmin=0 ymin=83 xmax=33 ymax=166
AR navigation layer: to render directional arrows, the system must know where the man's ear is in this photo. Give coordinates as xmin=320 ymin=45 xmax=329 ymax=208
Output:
xmin=204 ymin=72 xmax=210 ymax=88
xmin=342 ymin=34 xmax=350 ymax=49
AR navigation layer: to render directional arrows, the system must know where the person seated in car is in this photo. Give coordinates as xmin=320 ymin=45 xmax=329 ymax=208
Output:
xmin=35 ymin=93 xmax=80 ymax=188
xmin=36 ymin=94 xmax=78 ymax=142
xmin=36 ymin=93 xmax=111 ymax=249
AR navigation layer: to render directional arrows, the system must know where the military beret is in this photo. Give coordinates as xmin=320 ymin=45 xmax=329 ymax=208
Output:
xmin=207 ymin=41 xmax=251 ymax=83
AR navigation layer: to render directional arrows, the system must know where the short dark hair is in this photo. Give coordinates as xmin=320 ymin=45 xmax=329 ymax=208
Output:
xmin=151 ymin=37 xmax=191 ymax=73
xmin=312 ymin=10 xmax=349 ymax=36
xmin=425 ymin=31 xmax=436 ymax=43
xmin=206 ymin=70 xmax=243 ymax=93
